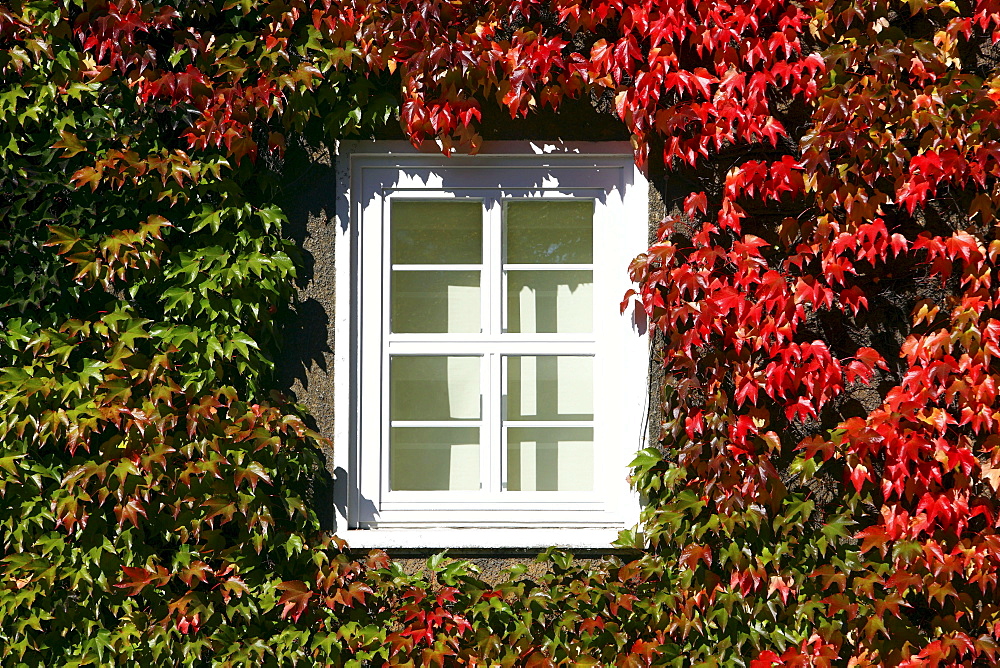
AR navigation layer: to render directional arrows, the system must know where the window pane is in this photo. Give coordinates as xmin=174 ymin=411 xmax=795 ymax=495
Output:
xmin=392 ymin=270 xmax=480 ymax=333
xmin=391 ymin=356 xmax=480 ymax=421
xmin=507 ymin=270 xmax=592 ymax=333
xmin=505 ymin=356 xmax=593 ymax=420
xmin=391 ymin=201 xmax=482 ymax=264
xmin=506 ymin=200 xmax=593 ymax=264
xmin=507 ymin=427 xmax=593 ymax=491
xmin=391 ymin=427 xmax=480 ymax=490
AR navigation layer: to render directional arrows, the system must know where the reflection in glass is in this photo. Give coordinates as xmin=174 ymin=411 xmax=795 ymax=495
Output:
xmin=506 ymin=200 xmax=593 ymax=264
xmin=390 ymin=356 xmax=480 ymax=421
xmin=391 ymin=200 xmax=482 ymax=264
xmin=392 ymin=270 xmax=480 ymax=333
xmin=507 ymin=427 xmax=593 ymax=491
xmin=507 ymin=270 xmax=592 ymax=333
xmin=505 ymin=356 xmax=593 ymax=420
xmin=391 ymin=427 xmax=480 ymax=490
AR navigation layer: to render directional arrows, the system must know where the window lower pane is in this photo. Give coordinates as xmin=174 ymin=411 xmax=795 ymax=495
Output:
xmin=506 ymin=427 xmax=593 ymax=491
xmin=507 ymin=270 xmax=592 ymax=333
xmin=390 ymin=427 xmax=480 ymax=491
xmin=392 ymin=270 xmax=480 ymax=333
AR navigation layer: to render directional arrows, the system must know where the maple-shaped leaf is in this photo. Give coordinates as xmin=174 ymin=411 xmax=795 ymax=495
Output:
xmin=855 ymin=526 xmax=891 ymax=556
xmin=683 ymin=191 xmax=708 ymax=218
xmin=177 ymin=560 xmax=213 ymax=587
xmin=750 ymin=651 xmax=781 ymax=668
xmin=70 ymin=166 xmax=103 ymax=191
xmin=839 ymin=285 xmax=868 ymax=316
xmin=115 ymin=566 xmax=154 ymax=596
xmin=114 ymin=498 xmax=147 ymax=528
xmin=53 ymin=131 xmax=87 ymax=158
xmin=854 ymin=347 xmax=888 ymax=371
xmin=276 ymin=580 xmax=313 ymax=621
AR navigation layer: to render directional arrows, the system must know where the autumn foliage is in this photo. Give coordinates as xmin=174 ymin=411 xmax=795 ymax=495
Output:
xmin=4 ymin=0 xmax=1000 ymax=663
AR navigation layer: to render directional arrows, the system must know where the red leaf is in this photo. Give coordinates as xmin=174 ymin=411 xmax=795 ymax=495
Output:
xmin=854 ymin=347 xmax=888 ymax=372
xmin=855 ymin=526 xmax=891 ymax=555
xmin=683 ymin=191 xmax=708 ymax=218
xmin=751 ymin=651 xmax=782 ymax=668
xmin=276 ymin=580 xmax=313 ymax=622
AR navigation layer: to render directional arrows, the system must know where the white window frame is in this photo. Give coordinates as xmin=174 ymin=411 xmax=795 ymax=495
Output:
xmin=333 ymin=141 xmax=648 ymax=548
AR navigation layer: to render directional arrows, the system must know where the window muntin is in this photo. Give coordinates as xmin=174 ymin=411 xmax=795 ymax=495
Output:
xmin=384 ymin=195 xmax=597 ymax=501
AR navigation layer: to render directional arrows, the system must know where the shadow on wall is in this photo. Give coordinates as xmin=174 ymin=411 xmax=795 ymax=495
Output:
xmin=274 ymin=138 xmax=340 ymax=531
xmin=275 ymin=139 xmax=338 ymax=399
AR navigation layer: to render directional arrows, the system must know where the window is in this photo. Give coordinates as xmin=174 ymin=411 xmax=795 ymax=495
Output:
xmin=333 ymin=141 xmax=648 ymax=548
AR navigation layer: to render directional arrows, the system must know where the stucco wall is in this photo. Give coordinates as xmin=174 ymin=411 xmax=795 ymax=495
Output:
xmin=277 ymin=101 xmax=663 ymax=564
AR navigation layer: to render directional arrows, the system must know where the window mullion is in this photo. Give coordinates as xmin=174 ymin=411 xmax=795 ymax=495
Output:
xmin=488 ymin=352 xmax=502 ymax=494
xmin=488 ymin=196 xmax=504 ymax=494
xmin=489 ymin=196 xmax=503 ymax=337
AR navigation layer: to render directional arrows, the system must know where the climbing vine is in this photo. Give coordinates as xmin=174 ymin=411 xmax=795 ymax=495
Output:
xmin=3 ymin=0 xmax=1000 ymax=664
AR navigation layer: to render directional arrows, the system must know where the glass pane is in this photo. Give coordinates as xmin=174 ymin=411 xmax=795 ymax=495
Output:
xmin=507 ymin=270 xmax=592 ymax=333
xmin=392 ymin=270 xmax=480 ymax=333
xmin=507 ymin=427 xmax=593 ymax=491
xmin=506 ymin=200 xmax=593 ymax=264
xmin=391 ymin=201 xmax=482 ymax=264
xmin=505 ymin=356 xmax=593 ymax=420
xmin=391 ymin=356 xmax=480 ymax=421
xmin=391 ymin=427 xmax=480 ymax=490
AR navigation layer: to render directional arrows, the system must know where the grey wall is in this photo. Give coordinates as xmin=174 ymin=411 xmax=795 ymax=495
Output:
xmin=276 ymin=101 xmax=664 ymax=562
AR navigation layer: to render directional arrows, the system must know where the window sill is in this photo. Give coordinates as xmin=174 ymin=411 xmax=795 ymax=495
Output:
xmin=341 ymin=527 xmax=627 ymax=550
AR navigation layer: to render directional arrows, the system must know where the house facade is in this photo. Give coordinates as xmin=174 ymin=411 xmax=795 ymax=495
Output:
xmin=278 ymin=103 xmax=670 ymax=562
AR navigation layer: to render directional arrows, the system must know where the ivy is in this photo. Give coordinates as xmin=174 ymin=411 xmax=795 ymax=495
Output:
xmin=4 ymin=0 xmax=1000 ymax=664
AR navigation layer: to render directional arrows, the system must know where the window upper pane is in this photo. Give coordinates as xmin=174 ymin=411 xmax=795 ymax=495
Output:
xmin=391 ymin=270 xmax=481 ymax=333
xmin=391 ymin=200 xmax=483 ymax=264
xmin=507 ymin=270 xmax=592 ymax=333
xmin=390 ymin=355 xmax=481 ymax=421
xmin=506 ymin=200 xmax=594 ymax=264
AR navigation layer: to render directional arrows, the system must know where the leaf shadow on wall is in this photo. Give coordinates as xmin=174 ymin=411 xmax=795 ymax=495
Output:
xmin=274 ymin=137 xmax=340 ymax=530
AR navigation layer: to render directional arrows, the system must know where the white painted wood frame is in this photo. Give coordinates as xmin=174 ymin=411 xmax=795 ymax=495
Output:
xmin=333 ymin=140 xmax=649 ymax=549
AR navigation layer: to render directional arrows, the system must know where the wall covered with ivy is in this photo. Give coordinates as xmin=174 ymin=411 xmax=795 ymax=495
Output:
xmin=4 ymin=0 xmax=1000 ymax=664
